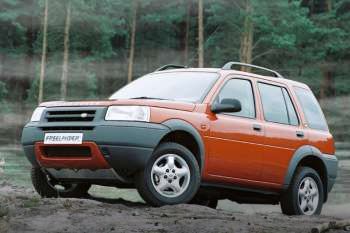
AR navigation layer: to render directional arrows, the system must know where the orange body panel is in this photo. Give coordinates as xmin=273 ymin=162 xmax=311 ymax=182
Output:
xmin=260 ymin=122 xmax=308 ymax=185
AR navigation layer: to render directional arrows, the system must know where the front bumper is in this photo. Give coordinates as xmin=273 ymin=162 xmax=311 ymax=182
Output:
xmin=22 ymin=121 xmax=170 ymax=181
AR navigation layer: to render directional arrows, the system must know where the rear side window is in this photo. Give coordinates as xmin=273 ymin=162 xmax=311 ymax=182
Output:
xmin=215 ymin=79 xmax=255 ymax=118
xmin=258 ymin=83 xmax=289 ymax=124
xmin=282 ymin=89 xmax=299 ymax=126
xmin=294 ymin=87 xmax=328 ymax=131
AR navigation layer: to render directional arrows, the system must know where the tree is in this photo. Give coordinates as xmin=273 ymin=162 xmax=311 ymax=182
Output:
xmin=38 ymin=0 xmax=49 ymax=104
xmin=60 ymin=0 xmax=71 ymax=100
xmin=198 ymin=0 xmax=204 ymax=67
xmin=300 ymin=0 xmax=349 ymax=98
xmin=127 ymin=0 xmax=138 ymax=83
xmin=184 ymin=0 xmax=191 ymax=65
xmin=319 ymin=2 xmax=335 ymax=98
xmin=240 ymin=0 xmax=254 ymax=72
xmin=1 ymin=0 xmax=350 ymax=107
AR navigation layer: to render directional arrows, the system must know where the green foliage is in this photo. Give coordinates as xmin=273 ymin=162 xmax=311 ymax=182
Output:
xmin=0 ymin=81 xmax=9 ymax=112
xmin=0 ymin=81 xmax=7 ymax=102
xmin=1 ymin=0 xmax=350 ymax=104
xmin=86 ymin=72 xmax=98 ymax=99
xmin=26 ymin=74 xmax=39 ymax=104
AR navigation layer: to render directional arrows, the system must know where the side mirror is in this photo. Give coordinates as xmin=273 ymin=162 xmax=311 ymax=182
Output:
xmin=211 ymin=98 xmax=242 ymax=114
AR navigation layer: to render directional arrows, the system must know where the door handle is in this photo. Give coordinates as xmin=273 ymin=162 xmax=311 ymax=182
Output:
xmin=296 ymin=131 xmax=304 ymax=138
xmin=253 ymin=124 xmax=262 ymax=131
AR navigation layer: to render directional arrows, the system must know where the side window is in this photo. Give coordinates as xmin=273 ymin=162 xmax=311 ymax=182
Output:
xmin=258 ymin=83 xmax=289 ymax=124
xmin=215 ymin=79 xmax=255 ymax=118
xmin=294 ymin=87 xmax=328 ymax=131
xmin=282 ymin=89 xmax=299 ymax=126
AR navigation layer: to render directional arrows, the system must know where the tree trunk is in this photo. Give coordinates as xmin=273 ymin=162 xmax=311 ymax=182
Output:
xmin=239 ymin=0 xmax=254 ymax=72
xmin=25 ymin=0 xmax=36 ymax=101
xmin=320 ymin=69 xmax=335 ymax=99
xmin=60 ymin=0 xmax=71 ymax=100
xmin=319 ymin=1 xmax=334 ymax=99
xmin=184 ymin=0 xmax=191 ymax=65
xmin=325 ymin=0 xmax=332 ymax=12
xmin=127 ymin=0 xmax=138 ymax=84
xmin=38 ymin=0 xmax=49 ymax=104
xmin=307 ymin=0 xmax=315 ymax=16
xmin=198 ymin=0 xmax=204 ymax=68
xmin=0 ymin=54 xmax=4 ymax=79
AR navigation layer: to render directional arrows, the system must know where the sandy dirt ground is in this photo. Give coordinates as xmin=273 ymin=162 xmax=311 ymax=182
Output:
xmin=0 ymin=182 xmax=349 ymax=233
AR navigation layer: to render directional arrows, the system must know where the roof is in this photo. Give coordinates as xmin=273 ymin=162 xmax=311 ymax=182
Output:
xmin=153 ymin=67 xmax=309 ymax=89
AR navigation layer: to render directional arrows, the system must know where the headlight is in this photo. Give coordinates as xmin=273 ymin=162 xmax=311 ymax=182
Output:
xmin=105 ymin=106 xmax=150 ymax=122
xmin=30 ymin=107 xmax=46 ymax=122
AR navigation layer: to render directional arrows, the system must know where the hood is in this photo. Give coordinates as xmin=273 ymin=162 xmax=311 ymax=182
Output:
xmin=40 ymin=99 xmax=196 ymax=112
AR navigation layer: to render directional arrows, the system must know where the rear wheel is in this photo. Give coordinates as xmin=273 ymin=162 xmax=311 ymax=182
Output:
xmin=31 ymin=167 xmax=91 ymax=198
xmin=135 ymin=142 xmax=200 ymax=206
xmin=280 ymin=167 xmax=324 ymax=215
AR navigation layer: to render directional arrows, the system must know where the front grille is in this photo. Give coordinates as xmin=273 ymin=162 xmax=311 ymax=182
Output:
xmin=46 ymin=110 xmax=96 ymax=122
xmin=42 ymin=146 xmax=91 ymax=157
xmin=41 ymin=126 xmax=94 ymax=131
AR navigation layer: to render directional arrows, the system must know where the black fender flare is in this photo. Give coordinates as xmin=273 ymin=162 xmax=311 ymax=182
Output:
xmin=283 ymin=145 xmax=328 ymax=189
xmin=161 ymin=119 xmax=205 ymax=170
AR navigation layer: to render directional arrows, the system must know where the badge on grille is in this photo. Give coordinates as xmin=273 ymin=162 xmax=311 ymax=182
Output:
xmin=81 ymin=113 xmax=88 ymax=118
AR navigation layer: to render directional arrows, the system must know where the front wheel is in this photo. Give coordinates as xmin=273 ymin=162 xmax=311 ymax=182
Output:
xmin=31 ymin=167 xmax=91 ymax=198
xmin=135 ymin=143 xmax=201 ymax=206
xmin=280 ymin=167 xmax=324 ymax=215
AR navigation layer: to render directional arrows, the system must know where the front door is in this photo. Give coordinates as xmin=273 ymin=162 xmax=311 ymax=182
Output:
xmin=207 ymin=77 xmax=265 ymax=182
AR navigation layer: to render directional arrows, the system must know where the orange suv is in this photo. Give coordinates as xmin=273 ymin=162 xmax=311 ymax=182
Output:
xmin=21 ymin=62 xmax=338 ymax=215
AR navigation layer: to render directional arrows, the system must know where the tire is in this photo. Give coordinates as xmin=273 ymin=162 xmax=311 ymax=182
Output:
xmin=280 ymin=167 xmax=324 ymax=215
xmin=135 ymin=142 xmax=201 ymax=206
xmin=190 ymin=195 xmax=218 ymax=209
xmin=31 ymin=167 xmax=91 ymax=198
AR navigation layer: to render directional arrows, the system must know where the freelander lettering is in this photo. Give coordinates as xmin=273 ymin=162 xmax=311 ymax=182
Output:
xmin=46 ymin=135 xmax=80 ymax=142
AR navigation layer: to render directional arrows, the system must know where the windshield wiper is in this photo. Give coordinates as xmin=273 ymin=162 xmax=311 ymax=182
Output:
xmin=129 ymin=96 xmax=173 ymax=101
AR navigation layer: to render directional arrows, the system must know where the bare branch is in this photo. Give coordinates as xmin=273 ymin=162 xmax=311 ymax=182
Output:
xmin=252 ymin=49 xmax=275 ymax=62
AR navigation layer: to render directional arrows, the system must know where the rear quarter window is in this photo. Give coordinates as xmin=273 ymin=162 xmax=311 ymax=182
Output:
xmin=294 ymin=87 xmax=328 ymax=131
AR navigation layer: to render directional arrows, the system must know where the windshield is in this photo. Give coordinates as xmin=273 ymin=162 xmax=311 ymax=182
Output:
xmin=110 ymin=72 xmax=219 ymax=103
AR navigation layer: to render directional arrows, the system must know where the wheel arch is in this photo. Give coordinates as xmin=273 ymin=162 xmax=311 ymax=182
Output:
xmin=283 ymin=145 xmax=329 ymax=201
xmin=160 ymin=119 xmax=205 ymax=171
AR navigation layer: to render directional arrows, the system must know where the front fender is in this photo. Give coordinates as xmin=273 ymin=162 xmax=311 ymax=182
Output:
xmin=162 ymin=119 xmax=205 ymax=170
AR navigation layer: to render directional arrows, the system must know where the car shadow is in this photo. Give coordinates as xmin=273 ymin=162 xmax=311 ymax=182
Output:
xmin=86 ymin=194 xmax=147 ymax=207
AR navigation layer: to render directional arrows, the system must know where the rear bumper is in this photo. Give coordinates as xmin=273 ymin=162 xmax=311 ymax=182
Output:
xmin=22 ymin=121 xmax=170 ymax=181
xmin=322 ymin=153 xmax=338 ymax=193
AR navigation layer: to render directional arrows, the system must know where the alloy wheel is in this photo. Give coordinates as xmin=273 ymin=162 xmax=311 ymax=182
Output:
xmin=151 ymin=154 xmax=191 ymax=198
xmin=298 ymin=176 xmax=319 ymax=215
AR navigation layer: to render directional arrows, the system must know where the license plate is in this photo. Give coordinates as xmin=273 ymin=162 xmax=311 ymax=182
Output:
xmin=44 ymin=133 xmax=83 ymax=145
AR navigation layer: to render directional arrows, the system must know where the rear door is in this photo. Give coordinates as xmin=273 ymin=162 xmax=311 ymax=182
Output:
xmin=257 ymin=82 xmax=308 ymax=185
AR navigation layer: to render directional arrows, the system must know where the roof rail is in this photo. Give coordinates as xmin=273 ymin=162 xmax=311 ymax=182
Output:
xmin=155 ymin=64 xmax=187 ymax=72
xmin=222 ymin=62 xmax=283 ymax=78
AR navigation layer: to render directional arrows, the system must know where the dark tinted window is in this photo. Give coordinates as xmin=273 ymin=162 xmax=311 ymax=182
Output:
xmin=258 ymin=83 xmax=289 ymax=124
xmin=294 ymin=87 xmax=328 ymax=131
xmin=282 ymin=89 xmax=299 ymax=126
xmin=215 ymin=79 xmax=255 ymax=118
